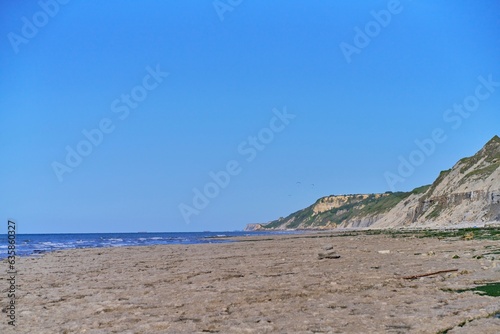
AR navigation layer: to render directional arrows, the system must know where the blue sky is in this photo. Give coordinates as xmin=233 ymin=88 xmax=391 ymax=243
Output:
xmin=1 ymin=0 xmax=499 ymax=233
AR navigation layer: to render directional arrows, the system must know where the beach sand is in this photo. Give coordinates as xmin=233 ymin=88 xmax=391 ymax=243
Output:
xmin=1 ymin=232 xmax=499 ymax=333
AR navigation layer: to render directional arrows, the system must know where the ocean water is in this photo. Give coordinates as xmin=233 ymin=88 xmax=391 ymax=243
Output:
xmin=0 ymin=231 xmax=300 ymax=259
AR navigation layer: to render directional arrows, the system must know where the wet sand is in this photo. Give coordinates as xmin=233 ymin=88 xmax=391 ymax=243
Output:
xmin=1 ymin=232 xmax=499 ymax=333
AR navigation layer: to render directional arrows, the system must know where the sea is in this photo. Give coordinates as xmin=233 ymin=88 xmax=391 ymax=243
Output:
xmin=0 ymin=231 xmax=301 ymax=259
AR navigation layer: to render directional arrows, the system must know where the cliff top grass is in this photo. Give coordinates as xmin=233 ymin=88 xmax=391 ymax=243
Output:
xmin=459 ymin=135 xmax=500 ymax=172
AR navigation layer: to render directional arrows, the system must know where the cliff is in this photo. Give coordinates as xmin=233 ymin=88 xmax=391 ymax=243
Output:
xmin=373 ymin=135 xmax=500 ymax=228
xmin=244 ymin=223 xmax=265 ymax=231
xmin=250 ymin=135 xmax=500 ymax=230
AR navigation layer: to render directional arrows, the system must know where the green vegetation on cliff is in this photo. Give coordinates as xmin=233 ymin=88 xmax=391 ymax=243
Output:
xmin=263 ymin=186 xmax=431 ymax=229
xmin=457 ymin=136 xmax=500 ymax=183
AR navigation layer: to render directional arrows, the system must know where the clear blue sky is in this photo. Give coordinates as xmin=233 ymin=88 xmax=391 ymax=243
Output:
xmin=1 ymin=0 xmax=499 ymax=233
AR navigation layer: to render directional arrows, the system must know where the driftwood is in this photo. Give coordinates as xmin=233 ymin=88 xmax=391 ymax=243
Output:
xmin=400 ymin=269 xmax=459 ymax=280
xmin=318 ymin=251 xmax=341 ymax=259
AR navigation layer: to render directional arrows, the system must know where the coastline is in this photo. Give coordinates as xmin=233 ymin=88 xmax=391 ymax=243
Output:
xmin=247 ymin=220 xmax=498 ymax=232
xmin=0 ymin=231 xmax=303 ymax=259
xmin=1 ymin=232 xmax=499 ymax=333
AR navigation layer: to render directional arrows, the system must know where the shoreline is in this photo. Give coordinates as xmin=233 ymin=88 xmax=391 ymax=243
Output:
xmin=249 ymin=220 xmax=500 ymax=232
xmin=1 ymin=232 xmax=499 ymax=333
xmin=0 ymin=230 xmax=305 ymax=260
xmin=4 ymin=224 xmax=498 ymax=260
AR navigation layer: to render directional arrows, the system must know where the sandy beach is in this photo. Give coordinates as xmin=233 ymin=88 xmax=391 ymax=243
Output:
xmin=1 ymin=232 xmax=500 ymax=333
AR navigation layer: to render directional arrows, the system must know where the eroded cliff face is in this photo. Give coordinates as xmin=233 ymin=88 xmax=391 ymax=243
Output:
xmin=372 ymin=190 xmax=500 ymax=229
xmin=372 ymin=136 xmax=500 ymax=228
xmin=250 ymin=136 xmax=500 ymax=231
xmin=260 ymin=193 xmax=400 ymax=230
xmin=313 ymin=194 xmax=388 ymax=214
